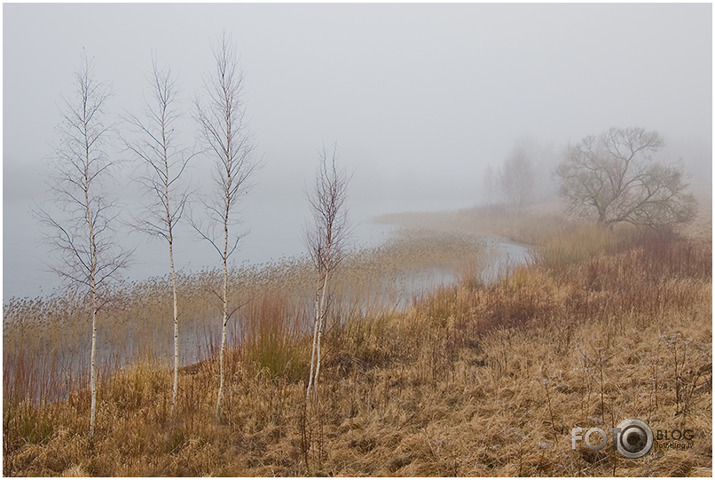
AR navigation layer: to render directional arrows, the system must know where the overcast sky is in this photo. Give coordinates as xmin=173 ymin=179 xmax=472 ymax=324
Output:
xmin=3 ymin=3 xmax=712 ymax=299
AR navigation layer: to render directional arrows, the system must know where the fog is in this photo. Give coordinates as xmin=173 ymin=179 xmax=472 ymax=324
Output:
xmin=3 ymin=3 xmax=712 ymax=299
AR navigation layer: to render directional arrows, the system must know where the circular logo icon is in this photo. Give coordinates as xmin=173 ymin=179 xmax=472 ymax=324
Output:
xmin=615 ymin=418 xmax=653 ymax=459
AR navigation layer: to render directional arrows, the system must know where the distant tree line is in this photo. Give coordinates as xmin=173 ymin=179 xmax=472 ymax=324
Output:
xmin=482 ymin=128 xmax=696 ymax=229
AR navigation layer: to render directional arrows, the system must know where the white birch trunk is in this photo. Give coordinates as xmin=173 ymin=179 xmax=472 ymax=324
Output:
xmin=306 ymin=289 xmax=321 ymax=400
xmin=89 ymin=287 xmax=98 ymax=437
xmin=216 ymin=258 xmax=228 ymax=417
xmin=169 ymin=236 xmax=179 ymax=414
xmin=307 ymin=270 xmax=330 ymax=401
xmin=216 ymin=194 xmax=230 ymax=417
xmin=85 ymin=131 xmax=99 ymax=438
xmin=313 ymin=271 xmax=329 ymax=395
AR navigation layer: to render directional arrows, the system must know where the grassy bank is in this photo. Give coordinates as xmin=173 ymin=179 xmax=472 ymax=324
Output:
xmin=3 ymin=212 xmax=712 ymax=476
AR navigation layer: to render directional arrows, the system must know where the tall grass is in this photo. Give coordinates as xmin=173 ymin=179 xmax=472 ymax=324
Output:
xmin=3 ymin=229 xmax=485 ymax=404
xmin=4 ymin=220 xmax=711 ymax=476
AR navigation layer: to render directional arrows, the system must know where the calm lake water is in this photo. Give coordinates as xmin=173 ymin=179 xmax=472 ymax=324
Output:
xmin=3 ymin=197 xmax=469 ymax=300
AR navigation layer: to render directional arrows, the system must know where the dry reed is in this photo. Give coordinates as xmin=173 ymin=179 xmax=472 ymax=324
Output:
xmin=3 ymin=214 xmax=711 ymax=476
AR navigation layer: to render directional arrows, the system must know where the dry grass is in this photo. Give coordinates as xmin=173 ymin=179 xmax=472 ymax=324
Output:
xmin=377 ymin=183 xmax=711 ymax=247
xmin=3 ymin=228 xmax=485 ymax=404
xmin=3 ymin=207 xmax=711 ymax=476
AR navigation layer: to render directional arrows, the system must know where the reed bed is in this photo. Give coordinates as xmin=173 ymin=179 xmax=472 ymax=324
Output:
xmin=3 ymin=229 xmax=484 ymax=404
xmin=3 ymin=218 xmax=711 ymax=476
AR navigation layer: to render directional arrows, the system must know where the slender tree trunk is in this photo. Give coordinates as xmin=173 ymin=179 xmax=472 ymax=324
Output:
xmin=89 ymin=286 xmax=98 ymax=438
xmin=217 ymin=258 xmax=228 ymax=417
xmin=160 ymin=105 xmax=182 ymax=417
xmin=306 ymin=289 xmax=321 ymax=400
xmin=313 ymin=271 xmax=330 ymax=395
xmin=217 ymin=198 xmax=230 ymax=418
xmin=88 ymin=236 xmax=98 ymax=437
xmin=169 ymin=236 xmax=179 ymax=414
xmin=85 ymin=133 xmax=99 ymax=438
xmin=307 ymin=269 xmax=330 ymax=401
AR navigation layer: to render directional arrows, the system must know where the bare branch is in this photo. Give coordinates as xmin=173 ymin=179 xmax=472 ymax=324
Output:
xmin=555 ymin=127 xmax=696 ymax=228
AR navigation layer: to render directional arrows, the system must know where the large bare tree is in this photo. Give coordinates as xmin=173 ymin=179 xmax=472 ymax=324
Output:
xmin=39 ymin=52 xmax=129 ymax=437
xmin=555 ymin=127 xmax=696 ymax=227
xmin=193 ymin=33 xmax=256 ymax=417
xmin=305 ymin=143 xmax=351 ymax=401
xmin=124 ymin=57 xmax=193 ymax=415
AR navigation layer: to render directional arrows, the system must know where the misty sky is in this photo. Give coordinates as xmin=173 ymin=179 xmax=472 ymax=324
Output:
xmin=3 ymin=3 xmax=712 ymax=299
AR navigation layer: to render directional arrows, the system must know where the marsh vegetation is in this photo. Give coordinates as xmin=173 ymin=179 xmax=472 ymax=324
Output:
xmin=3 ymin=202 xmax=711 ymax=476
xmin=3 ymin=228 xmax=487 ymax=405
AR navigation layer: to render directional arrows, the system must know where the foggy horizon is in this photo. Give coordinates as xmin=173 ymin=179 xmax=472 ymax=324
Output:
xmin=3 ymin=3 xmax=712 ymax=299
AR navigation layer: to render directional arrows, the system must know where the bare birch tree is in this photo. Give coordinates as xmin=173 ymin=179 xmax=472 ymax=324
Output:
xmin=124 ymin=57 xmax=193 ymax=415
xmin=305 ymin=143 xmax=351 ymax=401
xmin=38 ymin=51 xmax=128 ymax=437
xmin=193 ymin=33 xmax=256 ymax=417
